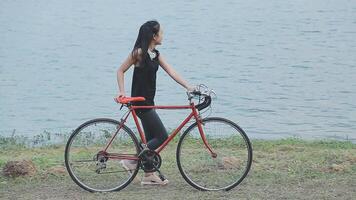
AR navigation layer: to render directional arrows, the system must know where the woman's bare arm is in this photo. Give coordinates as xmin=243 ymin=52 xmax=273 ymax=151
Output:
xmin=158 ymin=54 xmax=194 ymax=91
xmin=116 ymin=53 xmax=135 ymax=97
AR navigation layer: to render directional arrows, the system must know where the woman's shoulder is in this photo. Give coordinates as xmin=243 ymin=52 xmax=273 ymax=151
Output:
xmin=132 ymin=48 xmax=143 ymax=57
xmin=132 ymin=48 xmax=143 ymax=67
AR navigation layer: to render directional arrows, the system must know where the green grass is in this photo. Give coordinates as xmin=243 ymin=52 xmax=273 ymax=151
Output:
xmin=0 ymin=137 xmax=354 ymax=180
xmin=0 ymin=136 xmax=355 ymax=199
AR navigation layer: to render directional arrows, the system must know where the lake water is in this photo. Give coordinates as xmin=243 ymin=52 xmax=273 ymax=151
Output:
xmin=1 ymin=0 xmax=355 ymax=142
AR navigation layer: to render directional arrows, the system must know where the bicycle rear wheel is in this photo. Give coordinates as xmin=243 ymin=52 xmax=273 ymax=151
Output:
xmin=177 ymin=117 xmax=252 ymax=191
xmin=64 ymin=118 xmax=140 ymax=192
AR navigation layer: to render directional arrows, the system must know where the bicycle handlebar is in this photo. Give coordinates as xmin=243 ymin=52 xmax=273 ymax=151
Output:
xmin=195 ymin=95 xmax=212 ymax=111
xmin=187 ymin=84 xmax=215 ymax=111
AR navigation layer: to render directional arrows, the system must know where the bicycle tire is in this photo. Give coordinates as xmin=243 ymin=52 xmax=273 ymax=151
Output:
xmin=176 ymin=117 xmax=253 ymax=191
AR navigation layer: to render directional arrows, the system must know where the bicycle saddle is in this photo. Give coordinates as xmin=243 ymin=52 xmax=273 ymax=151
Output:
xmin=114 ymin=96 xmax=146 ymax=104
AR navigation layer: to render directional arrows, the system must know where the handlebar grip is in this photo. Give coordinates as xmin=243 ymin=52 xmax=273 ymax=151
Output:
xmin=191 ymin=91 xmax=201 ymax=96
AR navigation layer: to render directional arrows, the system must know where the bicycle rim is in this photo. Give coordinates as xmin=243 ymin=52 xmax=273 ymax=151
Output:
xmin=177 ymin=117 xmax=252 ymax=191
xmin=64 ymin=118 xmax=140 ymax=192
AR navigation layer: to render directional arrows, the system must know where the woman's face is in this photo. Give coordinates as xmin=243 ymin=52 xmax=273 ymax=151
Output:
xmin=153 ymin=27 xmax=163 ymax=45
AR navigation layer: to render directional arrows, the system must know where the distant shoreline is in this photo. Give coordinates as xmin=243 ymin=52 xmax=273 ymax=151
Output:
xmin=1 ymin=130 xmax=355 ymax=149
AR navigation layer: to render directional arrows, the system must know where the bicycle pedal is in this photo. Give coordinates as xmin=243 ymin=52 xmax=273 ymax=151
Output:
xmin=158 ymin=174 xmax=166 ymax=181
xmin=155 ymin=169 xmax=166 ymax=181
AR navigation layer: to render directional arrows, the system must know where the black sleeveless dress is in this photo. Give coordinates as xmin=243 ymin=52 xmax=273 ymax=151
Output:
xmin=131 ymin=49 xmax=160 ymax=114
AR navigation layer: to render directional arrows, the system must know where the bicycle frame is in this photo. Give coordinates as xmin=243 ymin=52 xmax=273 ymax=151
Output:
xmin=102 ymin=102 xmax=216 ymax=160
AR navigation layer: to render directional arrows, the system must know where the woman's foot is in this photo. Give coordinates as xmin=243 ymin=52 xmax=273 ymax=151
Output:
xmin=141 ymin=173 xmax=169 ymax=186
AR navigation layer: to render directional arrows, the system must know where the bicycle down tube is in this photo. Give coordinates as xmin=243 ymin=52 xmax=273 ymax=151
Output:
xmin=103 ymin=102 xmax=217 ymax=158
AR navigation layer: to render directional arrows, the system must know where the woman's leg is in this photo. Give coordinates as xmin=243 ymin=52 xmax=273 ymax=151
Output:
xmin=125 ymin=109 xmax=169 ymax=185
xmin=138 ymin=109 xmax=168 ymax=150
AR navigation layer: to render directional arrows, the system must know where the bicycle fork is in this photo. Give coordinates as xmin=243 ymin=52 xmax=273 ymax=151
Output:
xmin=194 ymin=112 xmax=218 ymax=158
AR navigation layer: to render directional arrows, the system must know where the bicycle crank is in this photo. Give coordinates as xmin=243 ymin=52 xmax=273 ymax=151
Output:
xmin=138 ymin=149 xmax=162 ymax=173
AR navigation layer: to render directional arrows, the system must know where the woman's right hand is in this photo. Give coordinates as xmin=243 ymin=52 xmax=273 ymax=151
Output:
xmin=114 ymin=92 xmax=125 ymax=104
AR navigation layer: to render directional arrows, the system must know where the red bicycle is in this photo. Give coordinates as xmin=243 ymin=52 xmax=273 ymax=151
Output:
xmin=64 ymin=85 xmax=252 ymax=192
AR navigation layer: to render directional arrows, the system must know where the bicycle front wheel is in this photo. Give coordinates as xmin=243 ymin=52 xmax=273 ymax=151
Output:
xmin=177 ymin=117 xmax=252 ymax=191
xmin=64 ymin=118 xmax=140 ymax=192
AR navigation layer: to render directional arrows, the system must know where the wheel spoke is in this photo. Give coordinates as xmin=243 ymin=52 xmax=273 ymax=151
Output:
xmin=70 ymin=160 xmax=94 ymax=163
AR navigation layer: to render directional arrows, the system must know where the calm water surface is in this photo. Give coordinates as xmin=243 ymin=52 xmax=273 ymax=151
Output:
xmin=1 ymin=0 xmax=355 ymax=142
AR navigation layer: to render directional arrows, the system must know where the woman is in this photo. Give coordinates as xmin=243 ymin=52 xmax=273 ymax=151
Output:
xmin=116 ymin=20 xmax=195 ymax=185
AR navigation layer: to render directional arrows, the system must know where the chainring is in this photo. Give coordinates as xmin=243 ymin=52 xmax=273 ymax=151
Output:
xmin=138 ymin=149 xmax=162 ymax=173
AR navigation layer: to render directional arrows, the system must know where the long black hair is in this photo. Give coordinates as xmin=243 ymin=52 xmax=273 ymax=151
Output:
xmin=131 ymin=20 xmax=160 ymax=65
